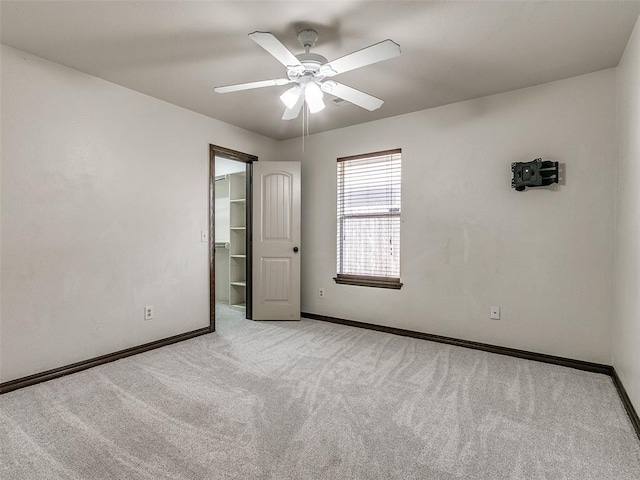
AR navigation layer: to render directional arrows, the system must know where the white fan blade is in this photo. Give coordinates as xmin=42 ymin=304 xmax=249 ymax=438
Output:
xmin=321 ymin=81 xmax=384 ymax=111
xmin=282 ymin=94 xmax=304 ymax=120
xmin=214 ymin=78 xmax=292 ymax=93
xmin=321 ymin=39 xmax=400 ymax=76
xmin=249 ymin=32 xmax=303 ymax=68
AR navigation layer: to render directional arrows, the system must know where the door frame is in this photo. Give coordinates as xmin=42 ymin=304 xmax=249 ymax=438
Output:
xmin=209 ymin=144 xmax=258 ymax=332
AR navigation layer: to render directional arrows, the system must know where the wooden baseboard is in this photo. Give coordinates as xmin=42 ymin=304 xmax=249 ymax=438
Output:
xmin=302 ymin=312 xmax=611 ymax=374
xmin=0 ymin=327 xmax=210 ymax=394
xmin=611 ymin=368 xmax=640 ymax=441
xmin=302 ymin=311 xmax=640 ymax=442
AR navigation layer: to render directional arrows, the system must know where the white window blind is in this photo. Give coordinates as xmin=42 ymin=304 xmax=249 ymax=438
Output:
xmin=336 ymin=149 xmax=402 ymax=288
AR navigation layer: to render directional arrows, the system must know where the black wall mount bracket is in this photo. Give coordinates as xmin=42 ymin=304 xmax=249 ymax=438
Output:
xmin=511 ymin=158 xmax=559 ymax=191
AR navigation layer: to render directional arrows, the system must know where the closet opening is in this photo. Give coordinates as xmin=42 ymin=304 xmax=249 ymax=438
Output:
xmin=209 ymin=145 xmax=256 ymax=331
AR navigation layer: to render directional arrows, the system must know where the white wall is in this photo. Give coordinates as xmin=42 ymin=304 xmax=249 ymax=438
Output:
xmin=0 ymin=45 xmax=278 ymax=382
xmin=280 ymin=69 xmax=617 ymax=364
xmin=215 ymin=156 xmax=246 ymax=177
xmin=214 ymin=176 xmax=230 ymax=303
xmin=613 ymin=17 xmax=640 ymax=413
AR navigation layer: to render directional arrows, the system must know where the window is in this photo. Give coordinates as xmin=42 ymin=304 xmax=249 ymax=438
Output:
xmin=335 ymin=149 xmax=402 ymax=289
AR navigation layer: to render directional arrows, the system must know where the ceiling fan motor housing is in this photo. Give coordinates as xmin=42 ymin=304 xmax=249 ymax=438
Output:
xmin=288 ymin=52 xmax=329 ymax=82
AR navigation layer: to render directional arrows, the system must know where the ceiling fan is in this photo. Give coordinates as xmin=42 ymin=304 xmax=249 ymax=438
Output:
xmin=214 ymin=29 xmax=401 ymax=120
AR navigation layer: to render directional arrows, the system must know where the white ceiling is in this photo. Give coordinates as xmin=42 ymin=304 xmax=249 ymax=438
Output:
xmin=2 ymin=1 xmax=639 ymax=141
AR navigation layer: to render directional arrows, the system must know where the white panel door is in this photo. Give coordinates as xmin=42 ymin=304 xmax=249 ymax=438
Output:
xmin=252 ymin=161 xmax=301 ymax=320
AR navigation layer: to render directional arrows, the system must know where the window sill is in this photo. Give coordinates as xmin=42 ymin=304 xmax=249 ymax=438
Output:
xmin=333 ymin=276 xmax=403 ymax=290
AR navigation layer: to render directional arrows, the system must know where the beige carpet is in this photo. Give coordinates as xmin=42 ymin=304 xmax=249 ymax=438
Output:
xmin=1 ymin=305 xmax=639 ymax=479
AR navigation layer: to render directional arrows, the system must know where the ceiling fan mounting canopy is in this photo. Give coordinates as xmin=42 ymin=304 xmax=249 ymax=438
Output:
xmin=213 ymin=29 xmax=401 ymax=120
xmin=297 ymin=29 xmax=319 ymax=50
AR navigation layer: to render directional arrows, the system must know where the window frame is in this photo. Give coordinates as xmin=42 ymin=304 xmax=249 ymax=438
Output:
xmin=333 ymin=148 xmax=403 ymax=290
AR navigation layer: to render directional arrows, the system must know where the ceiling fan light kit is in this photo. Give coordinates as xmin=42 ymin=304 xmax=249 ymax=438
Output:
xmin=213 ymin=28 xmax=401 ymax=121
xmin=304 ymin=82 xmax=325 ymax=113
xmin=280 ymin=86 xmax=302 ymax=110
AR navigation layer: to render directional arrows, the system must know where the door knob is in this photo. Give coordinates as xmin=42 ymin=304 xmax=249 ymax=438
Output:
xmin=293 ymin=247 xmax=299 ymax=253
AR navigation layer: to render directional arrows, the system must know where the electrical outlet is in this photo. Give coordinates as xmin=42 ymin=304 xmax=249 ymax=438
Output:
xmin=490 ymin=306 xmax=500 ymax=320
xmin=201 ymin=230 xmax=208 ymax=242
xmin=319 ymin=288 xmax=325 ymax=299
xmin=144 ymin=305 xmax=154 ymax=321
